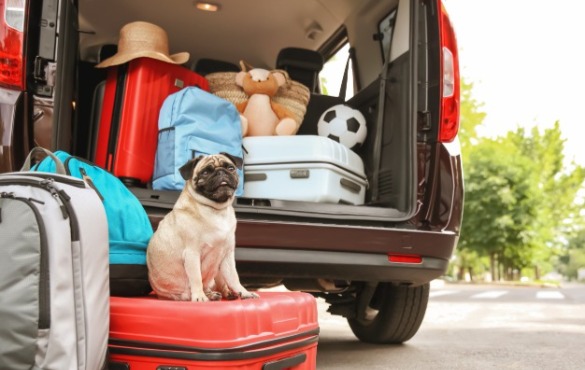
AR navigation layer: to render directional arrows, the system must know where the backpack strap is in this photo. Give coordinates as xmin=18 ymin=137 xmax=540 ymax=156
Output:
xmin=21 ymin=147 xmax=67 ymax=175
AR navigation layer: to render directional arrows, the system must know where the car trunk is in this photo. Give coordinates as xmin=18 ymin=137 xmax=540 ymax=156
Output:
xmin=27 ymin=0 xmax=441 ymax=227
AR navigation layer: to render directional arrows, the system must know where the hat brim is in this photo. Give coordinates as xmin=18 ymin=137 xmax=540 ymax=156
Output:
xmin=95 ymin=50 xmax=190 ymax=68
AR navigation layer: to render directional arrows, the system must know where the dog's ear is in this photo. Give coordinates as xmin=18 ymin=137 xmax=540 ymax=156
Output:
xmin=179 ymin=156 xmax=204 ymax=180
xmin=220 ymin=152 xmax=243 ymax=170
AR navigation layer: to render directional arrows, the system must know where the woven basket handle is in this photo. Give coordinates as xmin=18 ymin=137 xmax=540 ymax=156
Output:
xmin=239 ymin=60 xmax=254 ymax=72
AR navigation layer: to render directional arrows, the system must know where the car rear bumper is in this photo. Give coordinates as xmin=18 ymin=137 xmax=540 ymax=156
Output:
xmin=235 ymin=247 xmax=449 ymax=286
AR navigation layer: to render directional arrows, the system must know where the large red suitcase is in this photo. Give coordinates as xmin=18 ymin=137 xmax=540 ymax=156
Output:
xmin=108 ymin=291 xmax=319 ymax=369
xmin=95 ymin=57 xmax=209 ymax=185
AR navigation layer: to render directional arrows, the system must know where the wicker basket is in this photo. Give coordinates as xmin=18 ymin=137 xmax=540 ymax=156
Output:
xmin=206 ymin=66 xmax=310 ymax=133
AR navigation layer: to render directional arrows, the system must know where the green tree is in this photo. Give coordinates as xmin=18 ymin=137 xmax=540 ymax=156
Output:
xmin=558 ymin=228 xmax=585 ymax=280
xmin=458 ymin=79 xmax=486 ymax=155
xmin=448 ymin=249 xmax=489 ymax=281
xmin=506 ymin=123 xmax=585 ymax=278
xmin=459 ymin=136 xmax=538 ymax=280
xmin=455 ymin=78 xmax=489 ymax=279
xmin=457 ymin=79 xmax=585 ymax=280
xmin=460 ymin=125 xmax=585 ymax=280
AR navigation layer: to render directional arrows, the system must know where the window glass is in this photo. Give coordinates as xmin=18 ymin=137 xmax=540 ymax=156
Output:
xmin=319 ymin=43 xmax=354 ymax=99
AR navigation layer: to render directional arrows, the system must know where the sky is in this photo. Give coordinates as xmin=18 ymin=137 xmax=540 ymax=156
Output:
xmin=443 ymin=0 xmax=585 ymax=166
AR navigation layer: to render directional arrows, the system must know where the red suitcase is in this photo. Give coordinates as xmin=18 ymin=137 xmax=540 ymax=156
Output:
xmin=95 ymin=57 xmax=209 ymax=185
xmin=108 ymin=291 xmax=319 ymax=369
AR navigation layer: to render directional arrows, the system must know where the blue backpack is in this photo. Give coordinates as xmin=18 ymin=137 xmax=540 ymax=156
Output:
xmin=152 ymin=86 xmax=244 ymax=195
xmin=32 ymin=151 xmax=154 ymax=297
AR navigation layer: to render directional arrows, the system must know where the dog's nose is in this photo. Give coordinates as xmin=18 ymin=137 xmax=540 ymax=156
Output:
xmin=213 ymin=168 xmax=230 ymax=176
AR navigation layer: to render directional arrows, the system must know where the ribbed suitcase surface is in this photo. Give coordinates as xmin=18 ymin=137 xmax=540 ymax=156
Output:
xmin=242 ymin=136 xmax=367 ymax=204
xmin=108 ymin=291 xmax=319 ymax=369
xmin=95 ymin=57 xmax=209 ymax=185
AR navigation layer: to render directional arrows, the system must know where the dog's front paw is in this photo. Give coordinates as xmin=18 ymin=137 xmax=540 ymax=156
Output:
xmin=191 ymin=292 xmax=209 ymax=302
xmin=239 ymin=291 xmax=260 ymax=300
xmin=223 ymin=289 xmax=240 ymax=300
xmin=222 ymin=289 xmax=258 ymax=300
xmin=206 ymin=290 xmax=222 ymax=301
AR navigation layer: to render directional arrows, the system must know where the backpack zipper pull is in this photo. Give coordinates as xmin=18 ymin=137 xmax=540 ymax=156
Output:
xmin=40 ymin=178 xmax=68 ymax=219
xmin=79 ymin=167 xmax=104 ymax=201
xmin=0 ymin=192 xmax=14 ymax=224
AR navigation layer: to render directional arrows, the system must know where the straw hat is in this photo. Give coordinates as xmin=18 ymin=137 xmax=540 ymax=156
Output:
xmin=95 ymin=21 xmax=190 ymax=68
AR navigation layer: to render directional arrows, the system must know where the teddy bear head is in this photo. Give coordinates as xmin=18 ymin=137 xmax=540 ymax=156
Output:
xmin=235 ymin=68 xmax=287 ymax=97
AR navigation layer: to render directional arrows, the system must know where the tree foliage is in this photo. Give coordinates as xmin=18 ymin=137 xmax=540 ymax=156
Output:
xmin=458 ymin=79 xmax=486 ymax=155
xmin=457 ymin=78 xmax=585 ymax=280
xmin=558 ymin=227 xmax=585 ymax=280
xmin=460 ymin=136 xmax=538 ymax=278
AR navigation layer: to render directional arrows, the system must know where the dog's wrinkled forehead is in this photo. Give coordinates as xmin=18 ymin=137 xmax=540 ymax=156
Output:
xmin=195 ymin=155 xmax=230 ymax=172
xmin=179 ymin=153 xmax=241 ymax=181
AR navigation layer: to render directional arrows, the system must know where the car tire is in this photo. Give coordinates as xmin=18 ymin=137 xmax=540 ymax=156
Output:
xmin=348 ymin=282 xmax=430 ymax=344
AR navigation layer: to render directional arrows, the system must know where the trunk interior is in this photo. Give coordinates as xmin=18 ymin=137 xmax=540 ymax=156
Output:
xmin=28 ymin=0 xmax=437 ymax=226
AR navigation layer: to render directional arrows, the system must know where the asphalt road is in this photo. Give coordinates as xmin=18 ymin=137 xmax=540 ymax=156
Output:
xmin=315 ymin=281 xmax=585 ymax=370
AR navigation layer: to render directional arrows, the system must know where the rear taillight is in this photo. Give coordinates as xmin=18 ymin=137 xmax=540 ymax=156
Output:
xmin=388 ymin=254 xmax=423 ymax=264
xmin=438 ymin=1 xmax=460 ymax=143
xmin=0 ymin=0 xmax=27 ymax=90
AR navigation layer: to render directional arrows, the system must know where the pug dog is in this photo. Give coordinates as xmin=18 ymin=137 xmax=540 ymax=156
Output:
xmin=147 ymin=153 xmax=258 ymax=302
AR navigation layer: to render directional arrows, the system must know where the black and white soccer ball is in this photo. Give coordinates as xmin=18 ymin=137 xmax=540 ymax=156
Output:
xmin=317 ymin=104 xmax=367 ymax=151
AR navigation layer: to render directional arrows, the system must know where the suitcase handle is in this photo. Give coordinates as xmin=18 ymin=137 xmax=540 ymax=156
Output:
xmin=262 ymin=353 xmax=307 ymax=370
xmin=21 ymin=146 xmax=67 ymax=175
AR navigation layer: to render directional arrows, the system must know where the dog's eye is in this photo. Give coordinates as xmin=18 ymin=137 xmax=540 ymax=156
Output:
xmin=227 ymin=165 xmax=236 ymax=171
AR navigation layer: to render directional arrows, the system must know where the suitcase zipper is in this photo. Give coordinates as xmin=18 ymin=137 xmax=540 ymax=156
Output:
xmin=108 ymin=328 xmax=320 ymax=361
xmin=0 ymin=193 xmax=51 ymax=329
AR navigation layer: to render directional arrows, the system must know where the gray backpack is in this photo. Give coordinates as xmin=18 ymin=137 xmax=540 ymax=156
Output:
xmin=0 ymin=148 xmax=110 ymax=370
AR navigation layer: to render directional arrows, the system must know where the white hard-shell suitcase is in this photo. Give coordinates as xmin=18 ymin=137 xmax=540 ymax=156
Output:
xmin=0 ymin=148 xmax=110 ymax=370
xmin=242 ymin=136 xmax=368 ymax=205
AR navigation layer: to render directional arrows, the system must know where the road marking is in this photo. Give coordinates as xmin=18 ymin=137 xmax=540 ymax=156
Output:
xmin=471 ymin=290 xmax=508 ymax=299
xmin=536 ymin=291 xmax=564 ymax=300
xmin=429 ymin=290 xmax=458 ymax=298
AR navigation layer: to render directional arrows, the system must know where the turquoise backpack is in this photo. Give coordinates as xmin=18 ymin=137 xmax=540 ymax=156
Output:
xmin=31 ymin=150 xmax=154 ymax=296
xmin=152 ymin=86 xmax=244 ymax=194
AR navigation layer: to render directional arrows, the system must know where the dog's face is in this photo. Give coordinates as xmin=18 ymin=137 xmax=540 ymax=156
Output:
xmin=179 ymin=153 xmax=242 ymax=203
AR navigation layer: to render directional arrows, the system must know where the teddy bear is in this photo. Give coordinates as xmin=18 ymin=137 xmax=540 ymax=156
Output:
xmin=235 ymin=67 xmax=298 ymax=137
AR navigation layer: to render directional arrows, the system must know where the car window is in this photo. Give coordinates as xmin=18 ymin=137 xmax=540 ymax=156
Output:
xmin=319 ymin=43 xmax=354 ymax=100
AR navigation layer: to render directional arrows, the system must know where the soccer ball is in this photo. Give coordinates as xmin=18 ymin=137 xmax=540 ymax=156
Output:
xmin=317 ymin=104 xmax=367 ymax=151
